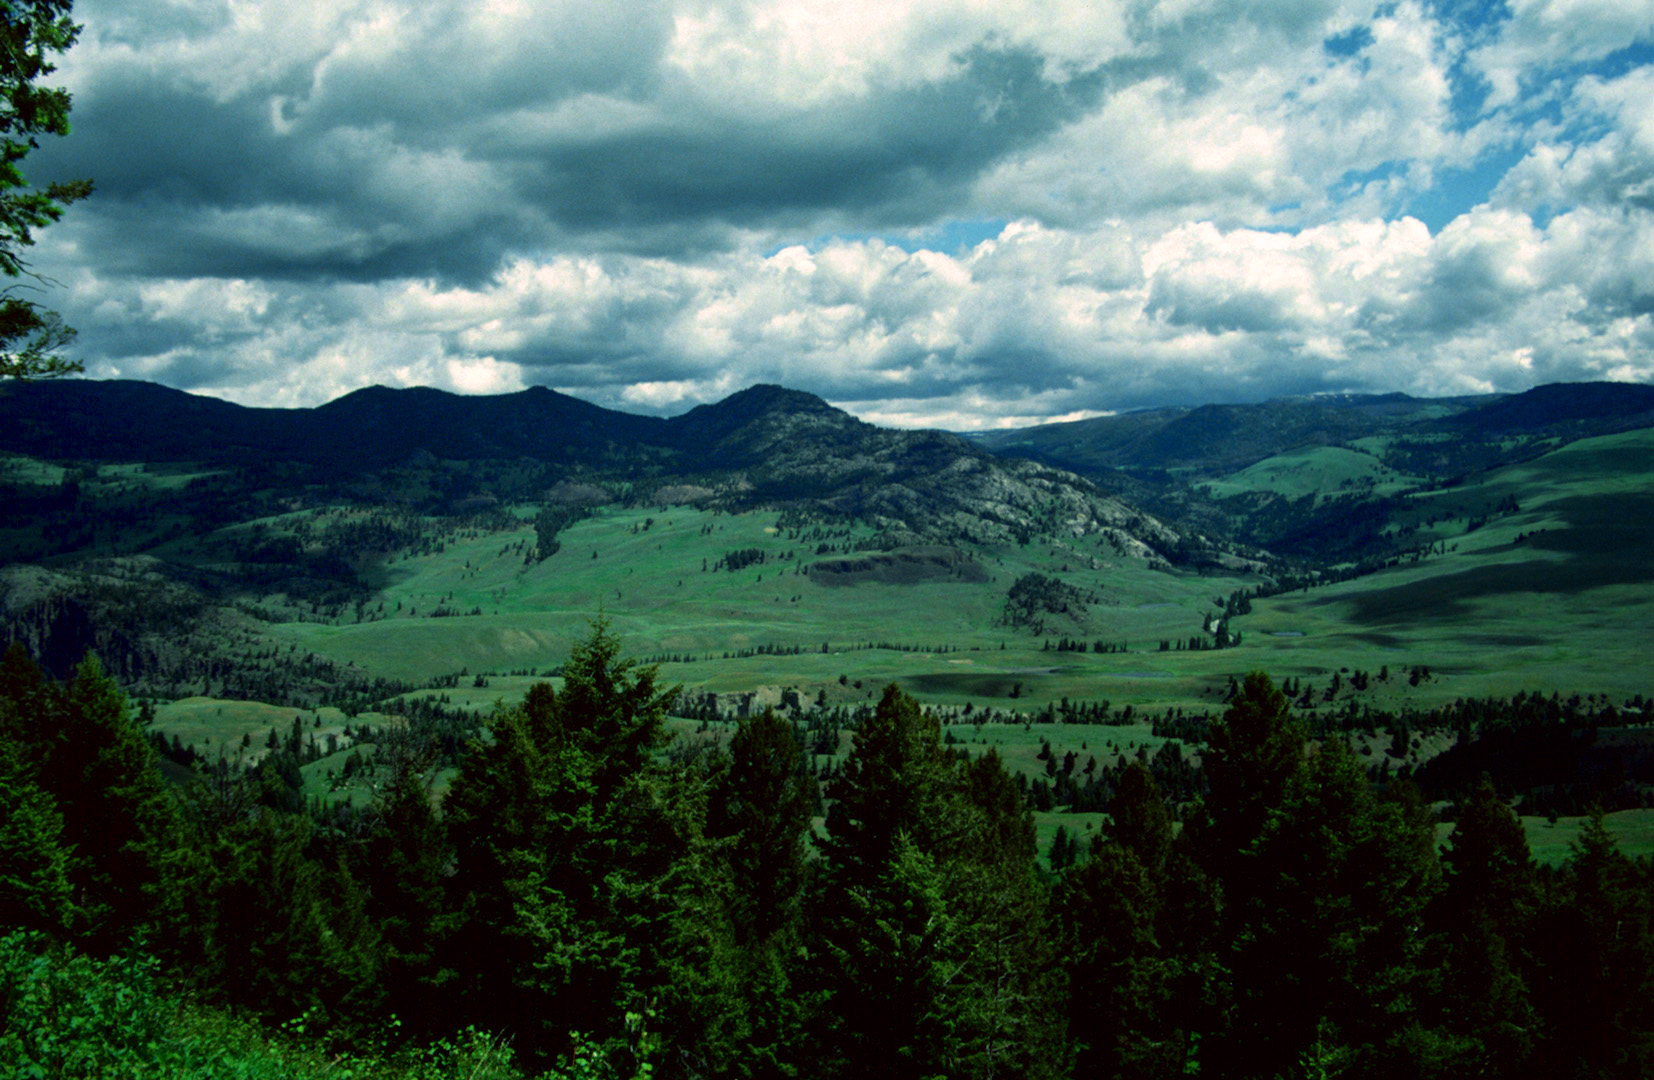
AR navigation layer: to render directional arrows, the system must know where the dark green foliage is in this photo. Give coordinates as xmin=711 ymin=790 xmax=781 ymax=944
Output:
xmin=1056 ymin=842 xmax=1188 ymax=1078
xmin=810 ymin=686 xmax=1064 ymax=1080
xmin=533 ymin=504 xmax=591 ymax=560
xmin=0 ymin=929 xmax=523 ymax=1079
xmin=1194 ymin=671 xmax=1304 ymax=867
xmin=0 ymin=0 xmax=93 ymax=380
xmin=0 ymin=747 xmax=70 ymax=934
xmin=358 ymin=749 xmax=454 ymax=1033
xmin=441 ymin=623 xmax=691 ymax=1070
xmin=11 ymin=626 xmax=1654 ymax=1078
xmin=56 ymin=654 xmax=177 ymax=948
xmin=0 ymin=931 xmax=176 ymax=1078
xmin=684 ymin=709 xmax=818 ymax=1080
xmin=1107 ymin=759 xmax=1173 ymax=876
xmin=709 ymin=708 xmax=812 ymax=946
xmin=0 ymin=646 xmax=175 ymax=952
xmin=0 ymin=645 xmax=71 ymax=935
xmin=1181 ymin=674 xmax=1450 ymax=1079
xmin=1528 ymin=812 xmax=1654 ymax=1079
xmin=166 ymin=799 xmax=384 ymax=1027
xmin=1419 ymin=777 xmax=1540 ymax=1076
xmin=1002 ymin=572 xmax=1088 ymax=632
xmin=1210 ymin=740 xmax=1439 ymax=1078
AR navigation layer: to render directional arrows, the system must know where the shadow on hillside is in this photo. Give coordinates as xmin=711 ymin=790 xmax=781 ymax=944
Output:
xmin=1324 ymin=492 xmax=1654 ymax=627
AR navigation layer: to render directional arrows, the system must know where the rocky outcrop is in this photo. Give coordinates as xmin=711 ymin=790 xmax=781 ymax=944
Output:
xmin=808 ymin=546 xmax=990 ymax=587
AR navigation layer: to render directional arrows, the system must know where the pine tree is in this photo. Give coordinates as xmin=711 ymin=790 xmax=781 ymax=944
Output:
xmin=0 ymin=645 xmax=72 ymax=935
xmin=1057 ymin=841 xmax=1187 ymax=1079
xmin=809 ymin=687 xmax=1063 ymax=1080
xmin=709 ymin=708 xmax=812 ymax=946
xmin=1107 ymin=759 xmax=1172 ymax=877
xmin=441 ymin=623 xmax=691 ymax=1070
xmin=1205 ymin=739 xmax=1440 ymax=1079
xmin=1530 ymin=811 xmax=1654 ymax=1079
xmin=1423 ymin=777 xmax=1538 ymax=1074
xmin=185 ymin=806 xmax=383 ymax=1024
xmin=0 ymin=742 xmax=70 ymax=935
xmin=35 ymin=653 xmax=175 ymax=952
xmin=0 ymin=0 xmax=94 ymax=379
xmin=359 ymin=747 xmax=454 ymax=1034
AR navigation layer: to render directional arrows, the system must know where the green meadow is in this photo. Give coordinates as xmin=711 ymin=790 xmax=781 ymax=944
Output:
xmin=1237 ymin=428 xmax=1654 ymax=703
xmin=1199 ymin=443 xmax=1420 ymax=501
xmin=275 ymin=502 xmax=1257 ymax=713
xmin=151 ymin=698 xmax=371 ymax=755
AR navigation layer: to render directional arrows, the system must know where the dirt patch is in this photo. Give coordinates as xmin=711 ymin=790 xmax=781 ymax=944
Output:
xmin=543 ymin=481 xmax=610 ymax=506
xmin=808 ymin=546 xmax=990 ymax=587
xmin=653 ymin=484 xmax=714 ymax=504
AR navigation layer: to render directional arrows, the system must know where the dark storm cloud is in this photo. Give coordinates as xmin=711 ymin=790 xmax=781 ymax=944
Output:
xmin=39 ymin=7 xmax=1104 ymax=288
xmin=504 ymin=45 xmax=1104 ymax=232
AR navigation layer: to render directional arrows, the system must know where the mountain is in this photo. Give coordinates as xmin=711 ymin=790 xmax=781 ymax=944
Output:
xmin=0 ymin=379 xmax=671 ymax=468
xmin=973 ymin=382 xmax=1654 ymax=480
xmin=0 ymin=378 xmax=1180 ymax=555
xmin=1445 ymin=381 xmax=1654 ymax=435
xmin=968 ymin=381 xmax=1654 ymax=563
xmin=972 ymin=392 xmax=1489 ymax=476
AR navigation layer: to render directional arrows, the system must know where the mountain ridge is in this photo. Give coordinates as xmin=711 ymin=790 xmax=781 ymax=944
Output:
xmin=0 ymin=377 xmax=1183 ymax=557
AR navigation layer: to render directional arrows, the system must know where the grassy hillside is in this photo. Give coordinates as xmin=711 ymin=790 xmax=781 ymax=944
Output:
xmin=274 ymin=502 xmax=1249 ymax=705
xmin=1231 ymin=429 xmax=1654 ymax=702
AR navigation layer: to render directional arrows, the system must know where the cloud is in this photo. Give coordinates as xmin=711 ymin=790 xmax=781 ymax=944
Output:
xmin=50 ymin=205 xmax=1649 ymax=424
xmin=1470 ymin=0 xmax=1654 ymax=109
xmin=15 ymin=0 xmax=1652 ymax=426
xmin=1492 ymin=65 xmax=1654 ymax=214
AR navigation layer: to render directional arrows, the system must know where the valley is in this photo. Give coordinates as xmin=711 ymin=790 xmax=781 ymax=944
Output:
xmin=3 ymin=377 xmax=1651 ymax=847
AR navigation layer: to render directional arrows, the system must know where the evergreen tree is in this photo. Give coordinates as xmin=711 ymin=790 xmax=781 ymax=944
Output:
xmin=441 ymin=623 xmax=692 ymax=1071
xmin=1057 ymin=842 xmax=1186 ymax=1079
xmin=1192 ymin=671 xmax=1304 ymax=878
xmin=1107 ymin=759 xmax=1172 ymax=877
xmin=1206 ymin=738 xmax=1440 ymax=1079
xmin=359 ymin=747 xmax=454 ymax=1035
xmin=0 ymin=645 xmax=71 ymax=936
xmin=1530 ymin=811 xmax=1654 ymax=1079
xmin=686 ymin=708 xmax=817 ymax=1080
xmin=22 ymin=653 xmax=175 ymax=952
xmin=809 ymin=686 xmax=1063 ymax=1080
xmin=184 ymin=805 xmax=383 ymax=1025
xmin=1423 ymin=777 xmax=1538 ymax=1075
xmin=0 ymin=741 xmax=70 ymax=935
xmin=708 ymin=708 xmax=812 ymax=946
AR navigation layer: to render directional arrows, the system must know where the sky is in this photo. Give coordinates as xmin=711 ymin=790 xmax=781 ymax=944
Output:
xmin=20 ymin=0 xmax=1654 ymax=428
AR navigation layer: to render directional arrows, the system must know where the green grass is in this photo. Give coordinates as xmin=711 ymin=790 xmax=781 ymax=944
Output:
xmin=1034 ymin=811 xmax=1107 ymax=866
xmin=274 ymin=504 xmax=1255 ymax=714
xmin=1199 ymin=444 xmax=1419 ymax=501
xmin=124 ymin=428 xmax=1654 ymax=762
xmin=150 ymin=699 xmax=376 ymax=760
xmin=1438 ymin=809 xmax=1654 ymax=866
xmin=943 ymin=721 xmax=1177 ymax=780
xmin=1234 ymin=430 xmax=1654 ymax=704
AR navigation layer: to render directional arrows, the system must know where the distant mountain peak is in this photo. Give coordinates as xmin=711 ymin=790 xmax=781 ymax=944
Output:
xmin=698 ymin=384 xmax=839 ymax=416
